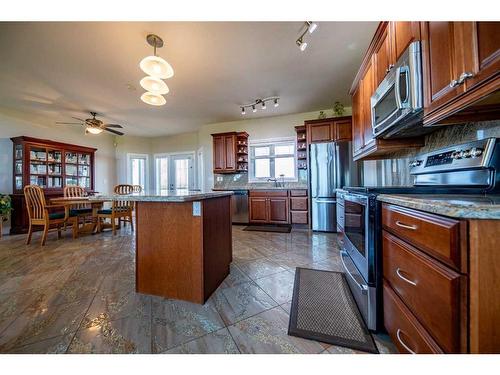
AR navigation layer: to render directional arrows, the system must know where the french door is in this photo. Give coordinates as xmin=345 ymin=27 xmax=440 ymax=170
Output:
xmin=155 ymin=153 xmax=195 ymax=192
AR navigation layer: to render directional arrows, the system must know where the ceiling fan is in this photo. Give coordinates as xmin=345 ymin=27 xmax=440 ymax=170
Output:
xmin=56 ymin=112 xmax=124 ymax=136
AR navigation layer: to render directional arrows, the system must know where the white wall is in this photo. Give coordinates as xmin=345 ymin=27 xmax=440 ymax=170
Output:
xmin=198 ymin=108 xmax=351 ymax=190
xmin=0 ymin=112 xmax=117 ymax=233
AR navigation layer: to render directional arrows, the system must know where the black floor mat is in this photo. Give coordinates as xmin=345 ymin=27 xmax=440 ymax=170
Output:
xmin=288 ymin=267 xmax=378 ymax=353
xmin=243 ymin=225 xmax=291 ymax=233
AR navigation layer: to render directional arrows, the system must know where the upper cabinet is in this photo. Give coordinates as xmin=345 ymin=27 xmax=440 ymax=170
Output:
xmin=305 ymin=116 xmax=352 ymax=144
xmin=422 ymin=22 xmax=500 ymax=125
xmin=350 ymin=21 xmax=499 ymax=161
xmin=212 ymin=132 xmax=249 ymax=174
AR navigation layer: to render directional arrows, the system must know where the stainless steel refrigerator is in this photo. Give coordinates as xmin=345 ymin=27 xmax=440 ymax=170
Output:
xmin=310 ymin=142 xmax=360 ymax=232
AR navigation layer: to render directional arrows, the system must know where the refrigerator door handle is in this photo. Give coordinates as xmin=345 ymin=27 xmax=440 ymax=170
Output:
xmin=314 ymin=199 xmax=336 ymax=204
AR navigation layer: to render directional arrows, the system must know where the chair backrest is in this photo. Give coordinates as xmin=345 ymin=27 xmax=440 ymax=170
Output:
xmin=114 ymin=184 xmax=134 ymax=195
xmin=64 ymin=185 xmax=88 ymax=209
xmin=132 ymin=185 xmax=143 ymax=193
xmin=24 ymin=185 xmax=47 ymax=221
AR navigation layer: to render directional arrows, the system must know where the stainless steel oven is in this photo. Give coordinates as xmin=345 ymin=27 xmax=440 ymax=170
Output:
xmin=343 ymin=193 xmax=369 ymax=278
xmin=371 ymin=41 xmax=424 ymax=139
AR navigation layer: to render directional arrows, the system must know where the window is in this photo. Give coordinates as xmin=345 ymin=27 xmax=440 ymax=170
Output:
xmin=249 ymin=138 xmax=297 ymax=182
xmin=127 ymin=153 xmax=149 ymax=190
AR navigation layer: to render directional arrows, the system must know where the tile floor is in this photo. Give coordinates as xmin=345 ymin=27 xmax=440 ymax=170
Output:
xmin=0 ymin=225 xmax=397 ymax=354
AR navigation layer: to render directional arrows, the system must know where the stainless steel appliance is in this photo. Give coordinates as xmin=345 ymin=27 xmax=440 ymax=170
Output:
xmin=309 ymin=142 xmax=360 ymax=232
xmin=231 ymin=190 xmax=249 ymax=224
xmin=340 ymin=138 xmax=500 ymax=331
xmin=371 ymin=41 xmax=425 ymax=139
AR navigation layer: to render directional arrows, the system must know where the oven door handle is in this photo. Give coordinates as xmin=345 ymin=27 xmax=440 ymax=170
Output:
xmin=340 ymin=250 xmax=368 ymax=295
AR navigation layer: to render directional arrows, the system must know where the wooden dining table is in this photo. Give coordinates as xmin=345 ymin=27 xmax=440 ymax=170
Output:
xmin=49 ymin=197 xmax=108 ymax=234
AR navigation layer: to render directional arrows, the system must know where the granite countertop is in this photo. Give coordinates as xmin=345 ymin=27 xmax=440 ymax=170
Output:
xmin=377 ymin=194 xmax=500 ymax=219
xmin=90 ymin=189 xmax=233 ymax=203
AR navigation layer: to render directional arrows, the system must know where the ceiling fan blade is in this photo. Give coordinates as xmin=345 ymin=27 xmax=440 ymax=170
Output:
xmin=72 ymin=117 xmax=86 ymax=122
xmin=103 ymin=124 xmax=123 ymax=128
xmin=104 ymin=127 xmax=124 ymax=136
xmin=56 ymin=122 xmax=83 ymax=125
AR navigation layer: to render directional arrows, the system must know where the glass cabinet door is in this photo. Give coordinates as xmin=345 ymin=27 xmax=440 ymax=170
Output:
xmin=29 ymin=146 xmax=47 ymax=188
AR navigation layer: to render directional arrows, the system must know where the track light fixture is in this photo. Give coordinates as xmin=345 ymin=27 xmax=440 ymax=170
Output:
xmin=295 ymin=21 xmax=318 ymax=52
xmin=239 ymin=97 xmax=280 ymax=115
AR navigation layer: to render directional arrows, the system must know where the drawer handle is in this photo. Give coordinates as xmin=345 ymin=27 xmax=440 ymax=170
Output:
xmin=395 ymin=220 xmax=418 ymax=230
xmin=396 ymin=268 xmax=417 ymax=286
xmin=396 ymin=329 xmax=416 ymax=354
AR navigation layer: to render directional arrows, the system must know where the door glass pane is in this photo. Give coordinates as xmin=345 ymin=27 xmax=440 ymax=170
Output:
xmin=174 ymin=159 xmax=189 ymax=189
xmin=344 ymin=200 xmax=366 ymax=257
xmin=156 ymin=157 xmax=169 ymax=193
xmin=255 ymin=158 xmax=270 ymax=178
xmin=131 ymin=158 xmax=146 ymax=189
xmin=275 ymin=157 xmax=295 ymax=178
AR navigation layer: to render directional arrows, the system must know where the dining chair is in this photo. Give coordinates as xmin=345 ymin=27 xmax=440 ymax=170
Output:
xmin=132 ymin=185 xmax=143 ymax=193
xmin=24 ymin=185 xmax=78 ymax=246
xmin=97 ymin=195 xmax=134 ymax=235
xmin=64 ymin=185 xmax=93 ymax=226
xmin=114 ymin=184 xmax=134 ymax=195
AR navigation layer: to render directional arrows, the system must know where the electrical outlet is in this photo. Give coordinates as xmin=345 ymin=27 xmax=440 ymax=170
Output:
xmin=216 ymin=176 xmax=223 ymax=182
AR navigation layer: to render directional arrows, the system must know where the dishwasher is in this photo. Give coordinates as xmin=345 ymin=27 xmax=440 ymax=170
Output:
xmin=231 ymin=190 xmax=249 ymax=224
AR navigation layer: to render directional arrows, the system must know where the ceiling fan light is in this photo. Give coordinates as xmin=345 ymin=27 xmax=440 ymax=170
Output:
xmin=140 ymin=76 xmax=169 ymax=95
xmin=141 ymin=92 xmax=166 ymax=106
xmin=140 ymin=55 xmax=174 ymax=79
xmin=86 ymin=126 xmax=103 ymax=135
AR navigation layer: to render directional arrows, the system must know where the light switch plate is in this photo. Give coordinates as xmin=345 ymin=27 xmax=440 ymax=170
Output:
xmin=192 ymin=201 xmax=201 ymax=216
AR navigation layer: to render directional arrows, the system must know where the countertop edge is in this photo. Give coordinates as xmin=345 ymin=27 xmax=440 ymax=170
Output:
xmin=377 ymin=194 xmax=500 ymax=220
xmin=89 ymin=191 xmax=233 ymax=203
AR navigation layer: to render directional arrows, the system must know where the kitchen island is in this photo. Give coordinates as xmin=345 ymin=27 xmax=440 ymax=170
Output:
xmin=91 ymin=190 xmax=233 ymax=304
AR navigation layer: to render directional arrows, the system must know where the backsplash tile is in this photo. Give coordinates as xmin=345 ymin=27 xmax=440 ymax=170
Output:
xmin=362 ymin=120 xmax=500 ymax=187
xmin=214 ymin=170 xmax=308 ymax=190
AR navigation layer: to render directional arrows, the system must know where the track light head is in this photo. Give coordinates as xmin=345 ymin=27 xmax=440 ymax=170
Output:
xmin=262 ymin=101 xmax=266 ymax=110
xmin=241 ymin=107 xmax=246 ymax=115
xmin=252 ymin=105 xmax=257 ymax=113
xmin=274 ymin=98 xmax=279 ymax=107
xmin=296 ymin=38 xmax=307 ymax=51
xmin=307 ymin=22 xmax=318 ymax=34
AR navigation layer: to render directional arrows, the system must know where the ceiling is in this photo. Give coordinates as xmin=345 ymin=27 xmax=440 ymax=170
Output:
xmin=0 ymin=22 xmax=377 ymax=136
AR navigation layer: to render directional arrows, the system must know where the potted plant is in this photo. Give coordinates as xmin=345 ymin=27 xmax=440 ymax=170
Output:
xmin=0 ymin=194 xmax=12 ymax=239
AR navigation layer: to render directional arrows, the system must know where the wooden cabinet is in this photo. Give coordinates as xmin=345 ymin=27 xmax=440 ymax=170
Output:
xmin=211 ymin=132 xmax=248 ymax=173
xmin=289 ymin=189 xmax=309 ymax=225
xmin=305 ymin=117 xmax=352 ymax=144
xmin=422 ymin=21 xmax=500 ymax=125
xmin=391 ymin=21 xmax=421 ymax=61
xmin=9 ymin=136 xmax=96 ymax=234
xmin=295 ymin=126 xmax=308 ymax=170
xmin=249 ymin=190 xmax=289 ymax=224
xmin=382 ymin=203 xmax=500 ymax=353
xmin=350 ymin=22 xmax=424 ymax=161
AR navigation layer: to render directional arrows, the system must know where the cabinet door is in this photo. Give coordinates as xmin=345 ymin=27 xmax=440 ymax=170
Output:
xmin=373 ymin=25 xmax=394 ymax=87
xmin=362 ymin=60 xmax=376 ymax=149
xmin=333 ymin=119 xmax=352 ymax=141
xmin=249 ymin=197 xmax=268 ymax=223
xmin=462 ymin=22 xmax=500 ymax=92
xmin=224 ymin=135 xmax=236 ymax=171
xmin=308 ymin=122 xmax=332 ymax=143
xmin=421 ymin=22 xmax=465 ymax=114
xmin=268 ymin=197 xmax=289 ymax=224
xmin=351 ymin=86 xmax=364 ymax=156
xmin=391 ymin=22 xmax=421 ymax=61
xmin=213 ymin=136 xmax=225 ymax=172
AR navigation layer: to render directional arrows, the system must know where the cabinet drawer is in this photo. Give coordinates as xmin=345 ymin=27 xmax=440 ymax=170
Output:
xmin=249 ymin=190 xmax=288 ymax=197
xmin=290 ymin=197 xmax=308 ymax=211
xmin=290 ymin=189 xmax=307 ymax=197
xmin=383 ymin=282 xmax=443 ymax=354
xmin=382 ymin=203 xmax=465 ymax=271
xmin=383 ymin=231 xmax=465 ymax=353
xmin=290 ymin=211 xmax=308 ymax=224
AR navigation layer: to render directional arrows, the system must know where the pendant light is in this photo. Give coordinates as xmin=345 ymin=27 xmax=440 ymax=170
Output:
xmin=140 ymin=34 xmax=174 ymax=79
xmin=140 ymin=76 xmax=170 ymax=95
xmin=141 ymin=92 xmax=166 ymax=106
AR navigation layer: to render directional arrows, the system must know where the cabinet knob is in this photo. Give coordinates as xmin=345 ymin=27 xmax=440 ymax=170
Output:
xmin=458 ymin=72 xmax=474 ymax=84
xmin=449 ymin=79 xmax=460 ymax=88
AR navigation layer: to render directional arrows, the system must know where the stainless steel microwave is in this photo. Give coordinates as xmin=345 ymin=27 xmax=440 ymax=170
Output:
xmin=370 ymin=41 xmax=424 ymax=139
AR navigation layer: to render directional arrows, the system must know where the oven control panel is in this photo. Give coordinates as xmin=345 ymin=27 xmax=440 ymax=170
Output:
xmin=409 ymin=138 xmax=497 ymax=175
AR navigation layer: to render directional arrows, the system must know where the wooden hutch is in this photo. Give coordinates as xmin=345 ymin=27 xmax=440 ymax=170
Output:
xmin=9 ymin=136 xmax=97 ymax=234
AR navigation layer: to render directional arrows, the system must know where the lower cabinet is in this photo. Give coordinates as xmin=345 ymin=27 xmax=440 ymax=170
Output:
xmin=249 ymin=191 xmax=289 ymax=224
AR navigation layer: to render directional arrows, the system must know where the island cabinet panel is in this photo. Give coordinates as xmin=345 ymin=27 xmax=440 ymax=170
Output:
xmin=135 ymin=196 xmax=232 ymax=304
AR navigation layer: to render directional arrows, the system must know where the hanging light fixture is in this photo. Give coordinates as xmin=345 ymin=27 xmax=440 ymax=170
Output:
xmin=141 ymin=92 xmax=166 ymax=106
xmin=140 ymin=76 xmax=170 ymax=95
xmin=86 ymin=127 xmax=103 ymax=135
xmin=140 ymin=34 xmax=174 ymax=79
xmin=239 ymin=97 xmax=280 ymax=115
